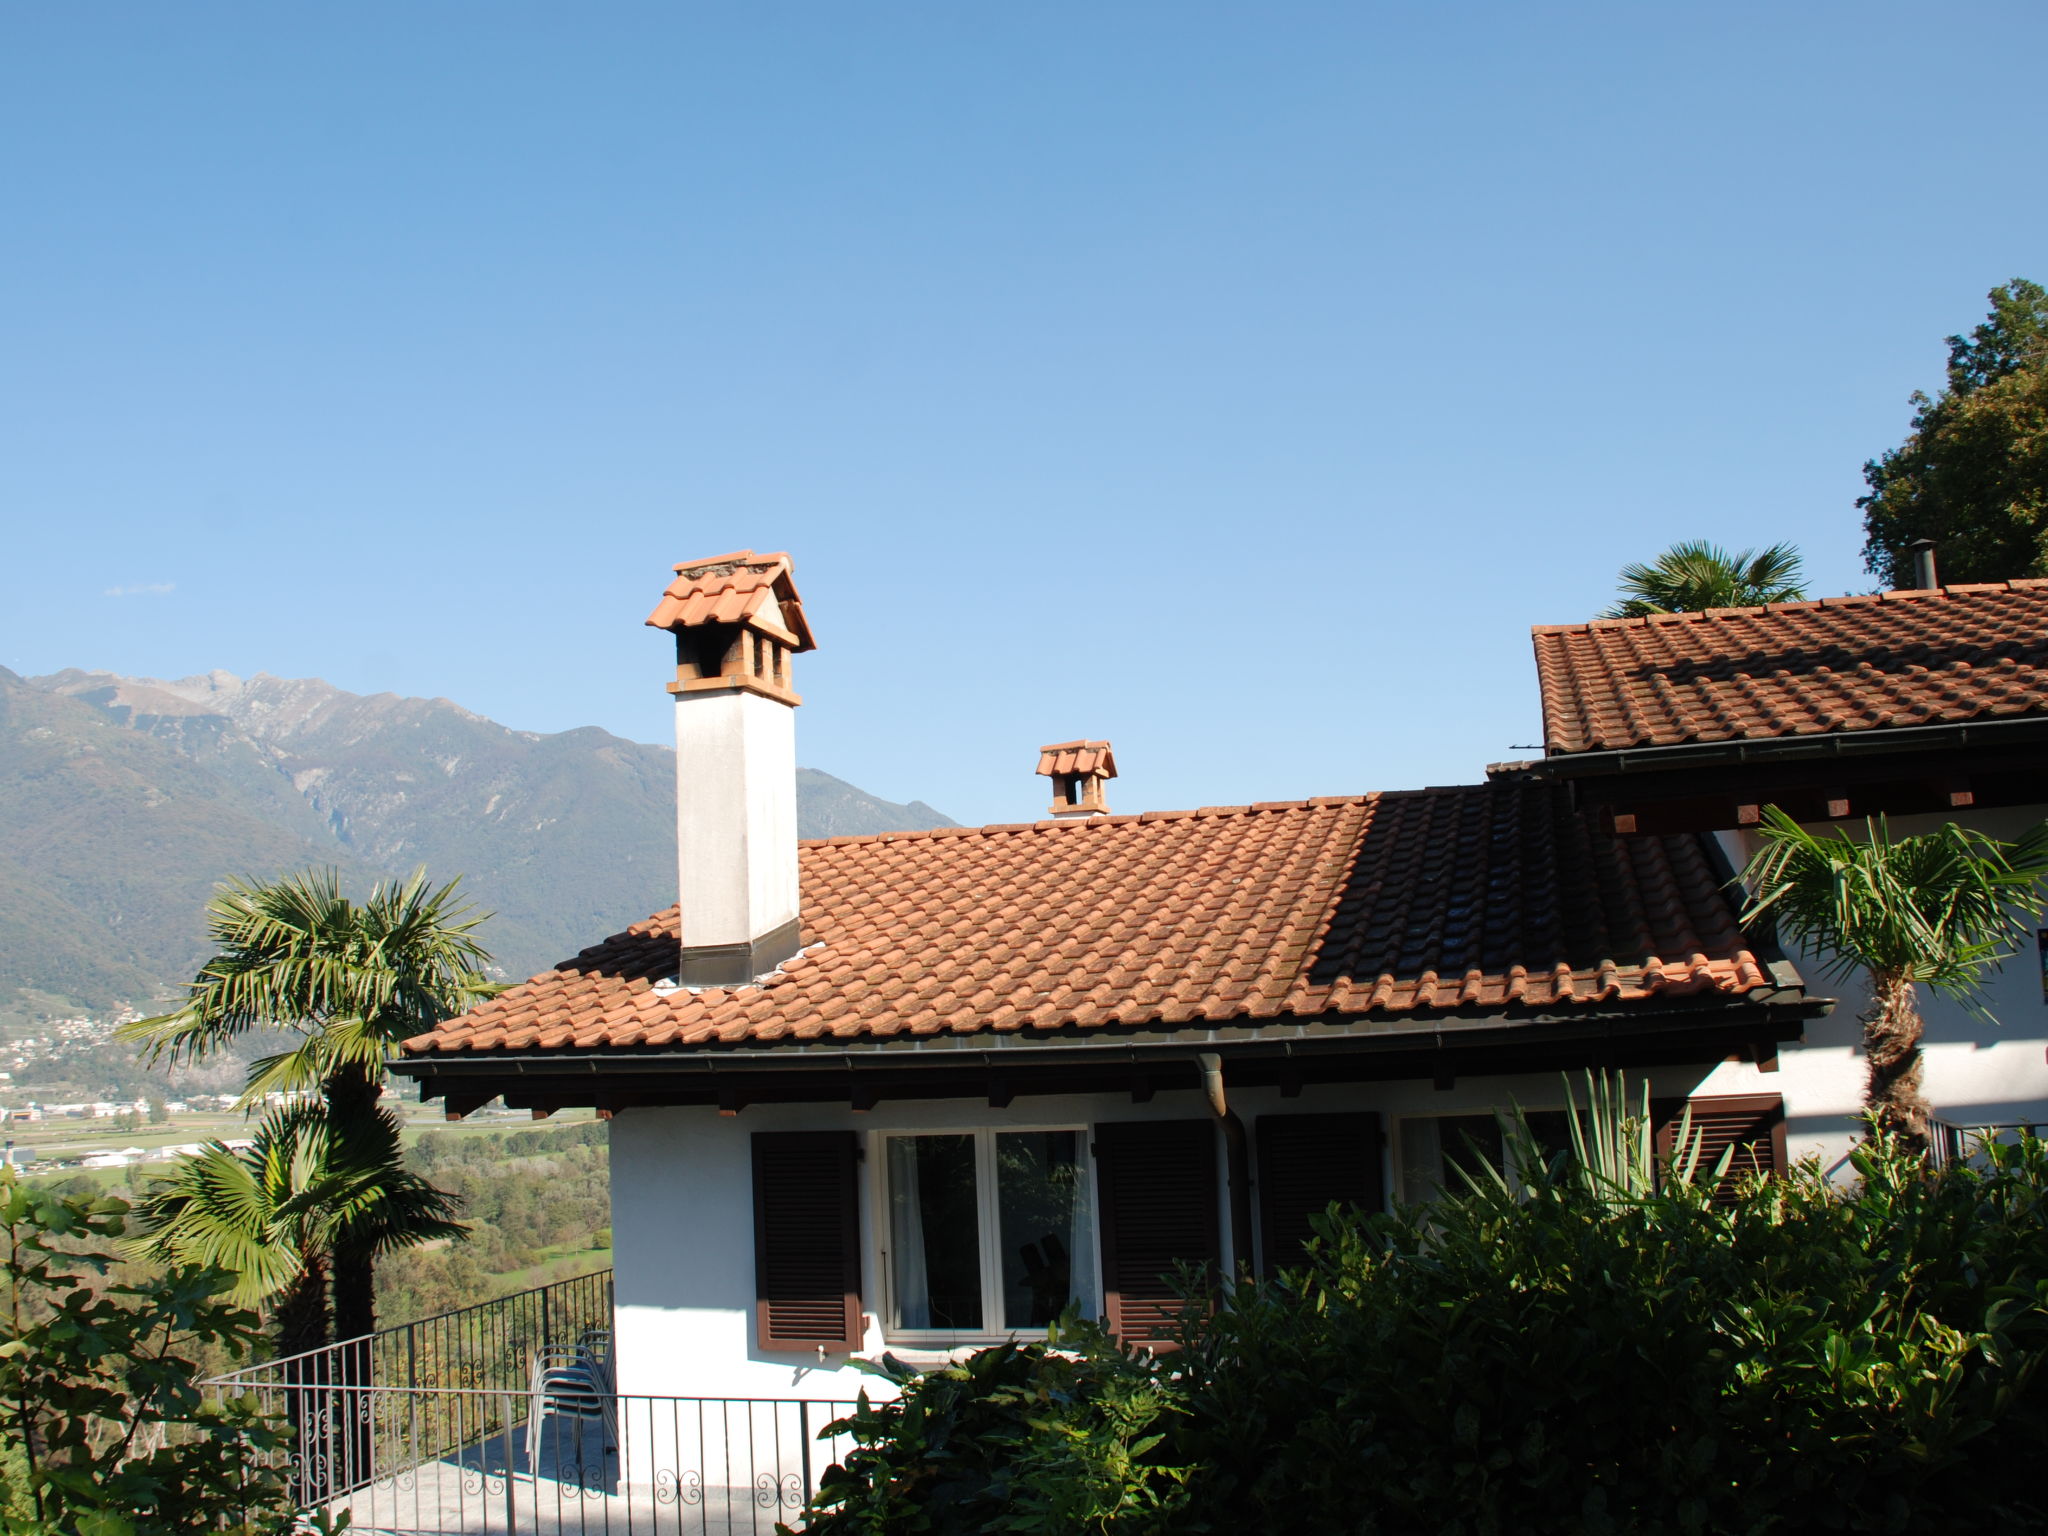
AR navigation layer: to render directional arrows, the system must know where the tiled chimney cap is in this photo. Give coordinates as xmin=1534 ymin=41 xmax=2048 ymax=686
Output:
xmin=1037 ymin=739 xmax=1117 ymax=818
xmin=1037 ymin=740 xmax=1118 ymax=779
xmin=645 ymin=550 xmax=817 ymax=651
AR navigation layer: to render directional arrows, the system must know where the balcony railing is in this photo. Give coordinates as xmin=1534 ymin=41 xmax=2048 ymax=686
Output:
xmin=200 ymin=1270 xmax=859 ymax=1534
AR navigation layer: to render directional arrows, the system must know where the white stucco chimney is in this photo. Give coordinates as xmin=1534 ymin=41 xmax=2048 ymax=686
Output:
xmin=645 ymin=551 xmax=817 ymax=985
xmin=1037 ymin=740 xmax=1117 ymax=819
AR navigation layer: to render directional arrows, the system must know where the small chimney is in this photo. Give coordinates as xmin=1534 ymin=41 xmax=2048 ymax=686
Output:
xmin=1037 ymin=740 xmax=1117 ymax=819
xmin=645 ymin=551 xmax=817 ymax=985
xmin=1908 ymin=538 xmax=1940 ymax=591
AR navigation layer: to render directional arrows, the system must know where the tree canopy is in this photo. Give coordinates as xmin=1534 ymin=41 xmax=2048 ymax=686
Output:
xmin=1860 ymin=279 xmax=2048 ymax=587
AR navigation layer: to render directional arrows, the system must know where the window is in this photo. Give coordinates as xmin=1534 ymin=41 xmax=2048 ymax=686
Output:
xmin=1397 ymin=1110 xmax=1571 ymax=1204
xmin=881 ymin=1128 xmax=1100 ymax=1342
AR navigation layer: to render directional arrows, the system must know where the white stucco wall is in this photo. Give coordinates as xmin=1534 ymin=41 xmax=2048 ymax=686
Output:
xmin=673 ymin=687 xmax=799 ymax=950
xmin=1696 ymin=803 xmax=2048 ymax=1175
xmin=608 ymin=1064 xmax=1740 ymax=1401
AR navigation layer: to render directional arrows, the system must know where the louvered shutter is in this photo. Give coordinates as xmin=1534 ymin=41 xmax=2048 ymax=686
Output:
xmin=1255 ymin=1112 xmax=1383 ymax=1276
xmin=1094 ymin=1119 xmax=1219 ymax=1346
xmin=751 ymin=1131 xmax=863 ymax=1351
xmin=1656 ymin=1095 xmax=1785 ymax=1205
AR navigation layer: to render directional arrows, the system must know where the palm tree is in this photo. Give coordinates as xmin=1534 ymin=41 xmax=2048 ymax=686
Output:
xmin=1740 ymin=808 xmax=2048 ymax=1153
xmin=122 ymin=867 xmax=496 ymax=1344
xmin=133 ymin=1104 xmax=464 ymax=1358
xmin=1604 ymin=540 xmax=1807 ymax=617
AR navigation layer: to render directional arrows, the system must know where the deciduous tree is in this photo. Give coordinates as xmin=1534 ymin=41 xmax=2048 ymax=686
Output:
xmin=1860 ymin=279 xmax=2048 ymax=586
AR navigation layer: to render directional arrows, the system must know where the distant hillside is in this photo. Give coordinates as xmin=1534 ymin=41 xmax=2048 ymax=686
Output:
xmin=5 ymin=668 xmax=953 ymax=1016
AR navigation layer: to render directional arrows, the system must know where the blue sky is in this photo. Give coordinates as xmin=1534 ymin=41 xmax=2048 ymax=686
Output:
xmin=4 ymin=3 xmax=2044 ymax=827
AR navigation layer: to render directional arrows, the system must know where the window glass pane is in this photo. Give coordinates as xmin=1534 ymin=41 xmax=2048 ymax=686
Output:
xmin=1401 ymin=1114 xmax=1508 ymax=1202
xmin=1437 ymin=1114 xmax=1505 ymax=1190
xmin=1516 ymin=1110 xmax=1573 ymax=1179
xmin=886 ymin=1134 xmax=983 ymax=1330
xmin=996 ymin=1130 xmax=1098 ymax=1329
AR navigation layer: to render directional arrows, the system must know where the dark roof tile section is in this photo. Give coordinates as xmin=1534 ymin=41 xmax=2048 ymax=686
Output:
xmin=1534 ymin=581 xmax=2048 ymax=755
xmin=403 ymin=784 xmax=1772 ymax=1057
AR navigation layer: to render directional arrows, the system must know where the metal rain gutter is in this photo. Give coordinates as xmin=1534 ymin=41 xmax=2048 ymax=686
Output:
xmin=1528 ymin=712 xmax=2048 ymax=782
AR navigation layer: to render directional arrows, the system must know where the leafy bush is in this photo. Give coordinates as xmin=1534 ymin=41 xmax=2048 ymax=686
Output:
xmin=1180 ymin=1130 xmax=2048 ymax=1534
xmin=0 ymin=1170 xmax=296 ymax=1535
xmin=799 ymin=1319 xmax=1191 ymax=1536
xmin=801 ymin=1117 xmax=2048 ymax=1535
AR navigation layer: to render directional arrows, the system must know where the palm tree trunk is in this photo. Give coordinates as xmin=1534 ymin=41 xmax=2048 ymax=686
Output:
xmin=324 ymin=1064 xmax=383 ymax=1490
xmin=274 ymin=1256 xmax=335 ymax=1505
xmin=324 ymin=1065 xmax=383 ymax=1345
xmin=273 ymin=1258 xmax=332 ymax=1361
xmin=1863 ymin=970 xmax=1932 ymax=1154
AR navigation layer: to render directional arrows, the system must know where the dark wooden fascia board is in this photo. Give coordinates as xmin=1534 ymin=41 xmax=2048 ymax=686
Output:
xmin=396 ymin=994 xmax=1828 ymax=1112
xmin=1533 ymin=713 xmax=2048 ymax=784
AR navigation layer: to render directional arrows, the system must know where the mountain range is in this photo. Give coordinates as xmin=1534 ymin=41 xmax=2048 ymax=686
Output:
xmin=0 ymin=667 xmax=953 ymax=1019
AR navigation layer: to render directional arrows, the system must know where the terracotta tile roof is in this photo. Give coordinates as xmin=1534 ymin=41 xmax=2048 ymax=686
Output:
xmin=644 ymin=550 xmax=816 ymax=648
xmin=1534 ymin=581 xmax=2048 ymax=756
xmin=1037 ymin=740 xmax=1117 ymax=778
xmin=403 ymin=784 xmax=1774 ymax=1058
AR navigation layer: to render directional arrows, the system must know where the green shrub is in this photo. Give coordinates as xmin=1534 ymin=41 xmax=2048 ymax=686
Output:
xmin=799 ymin=1318 xmax=1191 ymax=1536
xmin=0 ymin=1170 xmax=297 ymax=1535
xmin=800 ymin=1117 xmax=2048 ymax=1535
xmin=1179 ymin=1130 xmax=2048 ymax=1534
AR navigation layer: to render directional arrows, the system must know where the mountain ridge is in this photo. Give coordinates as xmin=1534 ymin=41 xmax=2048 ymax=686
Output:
xmin=4 ymin=667 xmax=954 ymax=1017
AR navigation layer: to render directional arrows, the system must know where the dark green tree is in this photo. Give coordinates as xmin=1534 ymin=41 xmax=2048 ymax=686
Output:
xmin=1860 ymin=279 xmax=2048 ymax=586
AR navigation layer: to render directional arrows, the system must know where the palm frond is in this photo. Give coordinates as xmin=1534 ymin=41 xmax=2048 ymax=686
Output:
xmin=121 ymin=865 xmax=499 ymax=1075
xmin=130 ymin=1100 xmax=468 ymax=1306
xmin=1603 ymin=540 xmax=1808 ymax=618
xmin=1741 ymin=808 xmax=2048 ymax=1018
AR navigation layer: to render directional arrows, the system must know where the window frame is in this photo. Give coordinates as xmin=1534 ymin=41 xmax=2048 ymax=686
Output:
xmin=868 ymin=1124 xmax=1103 ymax=1348
xmin=1392 ymin=1105 xmax=1575 ymax=1204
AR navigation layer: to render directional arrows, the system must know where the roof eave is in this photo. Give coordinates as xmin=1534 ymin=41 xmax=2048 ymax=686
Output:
xmin=391 ymin=985 xmax=1829 ymax=1082
xmin=1532 ymin=713 xmax=2048 ymax=781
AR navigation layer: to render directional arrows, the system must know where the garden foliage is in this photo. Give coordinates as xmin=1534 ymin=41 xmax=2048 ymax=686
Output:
xmin=0 ymin=1171 xmax=295 ymax=1536
xmin=800 ymin=1116 xmax=2048 ymax=1535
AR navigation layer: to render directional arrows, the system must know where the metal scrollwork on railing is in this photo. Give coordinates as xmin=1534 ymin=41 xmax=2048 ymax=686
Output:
xmin=782 ymin=1471 xmax=806 ymax=1508
xmin=757 ymin=1472 xmax=781 ymax=1509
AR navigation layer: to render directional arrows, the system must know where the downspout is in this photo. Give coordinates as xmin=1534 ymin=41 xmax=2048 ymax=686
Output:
xmin=1196 ymin=1053 xmax=1254 ymax=1279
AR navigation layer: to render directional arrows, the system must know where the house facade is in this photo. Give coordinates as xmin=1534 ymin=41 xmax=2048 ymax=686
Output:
xmin=394 ymin=552 xmax=2048 ymax=1402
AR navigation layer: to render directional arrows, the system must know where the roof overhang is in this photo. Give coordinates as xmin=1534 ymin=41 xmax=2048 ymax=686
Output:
xmin=393 ymin=986 xmax=1831 ymax=1116
xmin=1530 ymin=713 xmax=2048 ymax=782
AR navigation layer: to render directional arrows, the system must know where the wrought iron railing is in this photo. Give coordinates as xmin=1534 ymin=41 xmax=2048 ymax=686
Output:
xmin=1928 ymin=1119 xmax=2048 ymax=1167
xmin=354 ymin=1267 xmax=615 ymax=1394
xmin=200 ymin=1370 xmax=857 ymax=1533
xmin=198 ymin=1268 xmax=859 ymax=1531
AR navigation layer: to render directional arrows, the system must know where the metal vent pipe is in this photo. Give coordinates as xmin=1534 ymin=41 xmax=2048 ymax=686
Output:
xmin=1908 ymin=538 xmax=1939 ymax=591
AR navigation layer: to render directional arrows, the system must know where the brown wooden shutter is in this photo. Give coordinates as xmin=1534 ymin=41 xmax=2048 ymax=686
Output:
xmin=1094 ymin=1119 xmax=1219 ymax=1346
xmin=1655 ymin=1095 xmax=1785 ymax=1205
xmin=752 ymin=1130 xmax=862 ymax=1351
xmin=1254 ymin=1111 xmax=1383 ymax=1276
